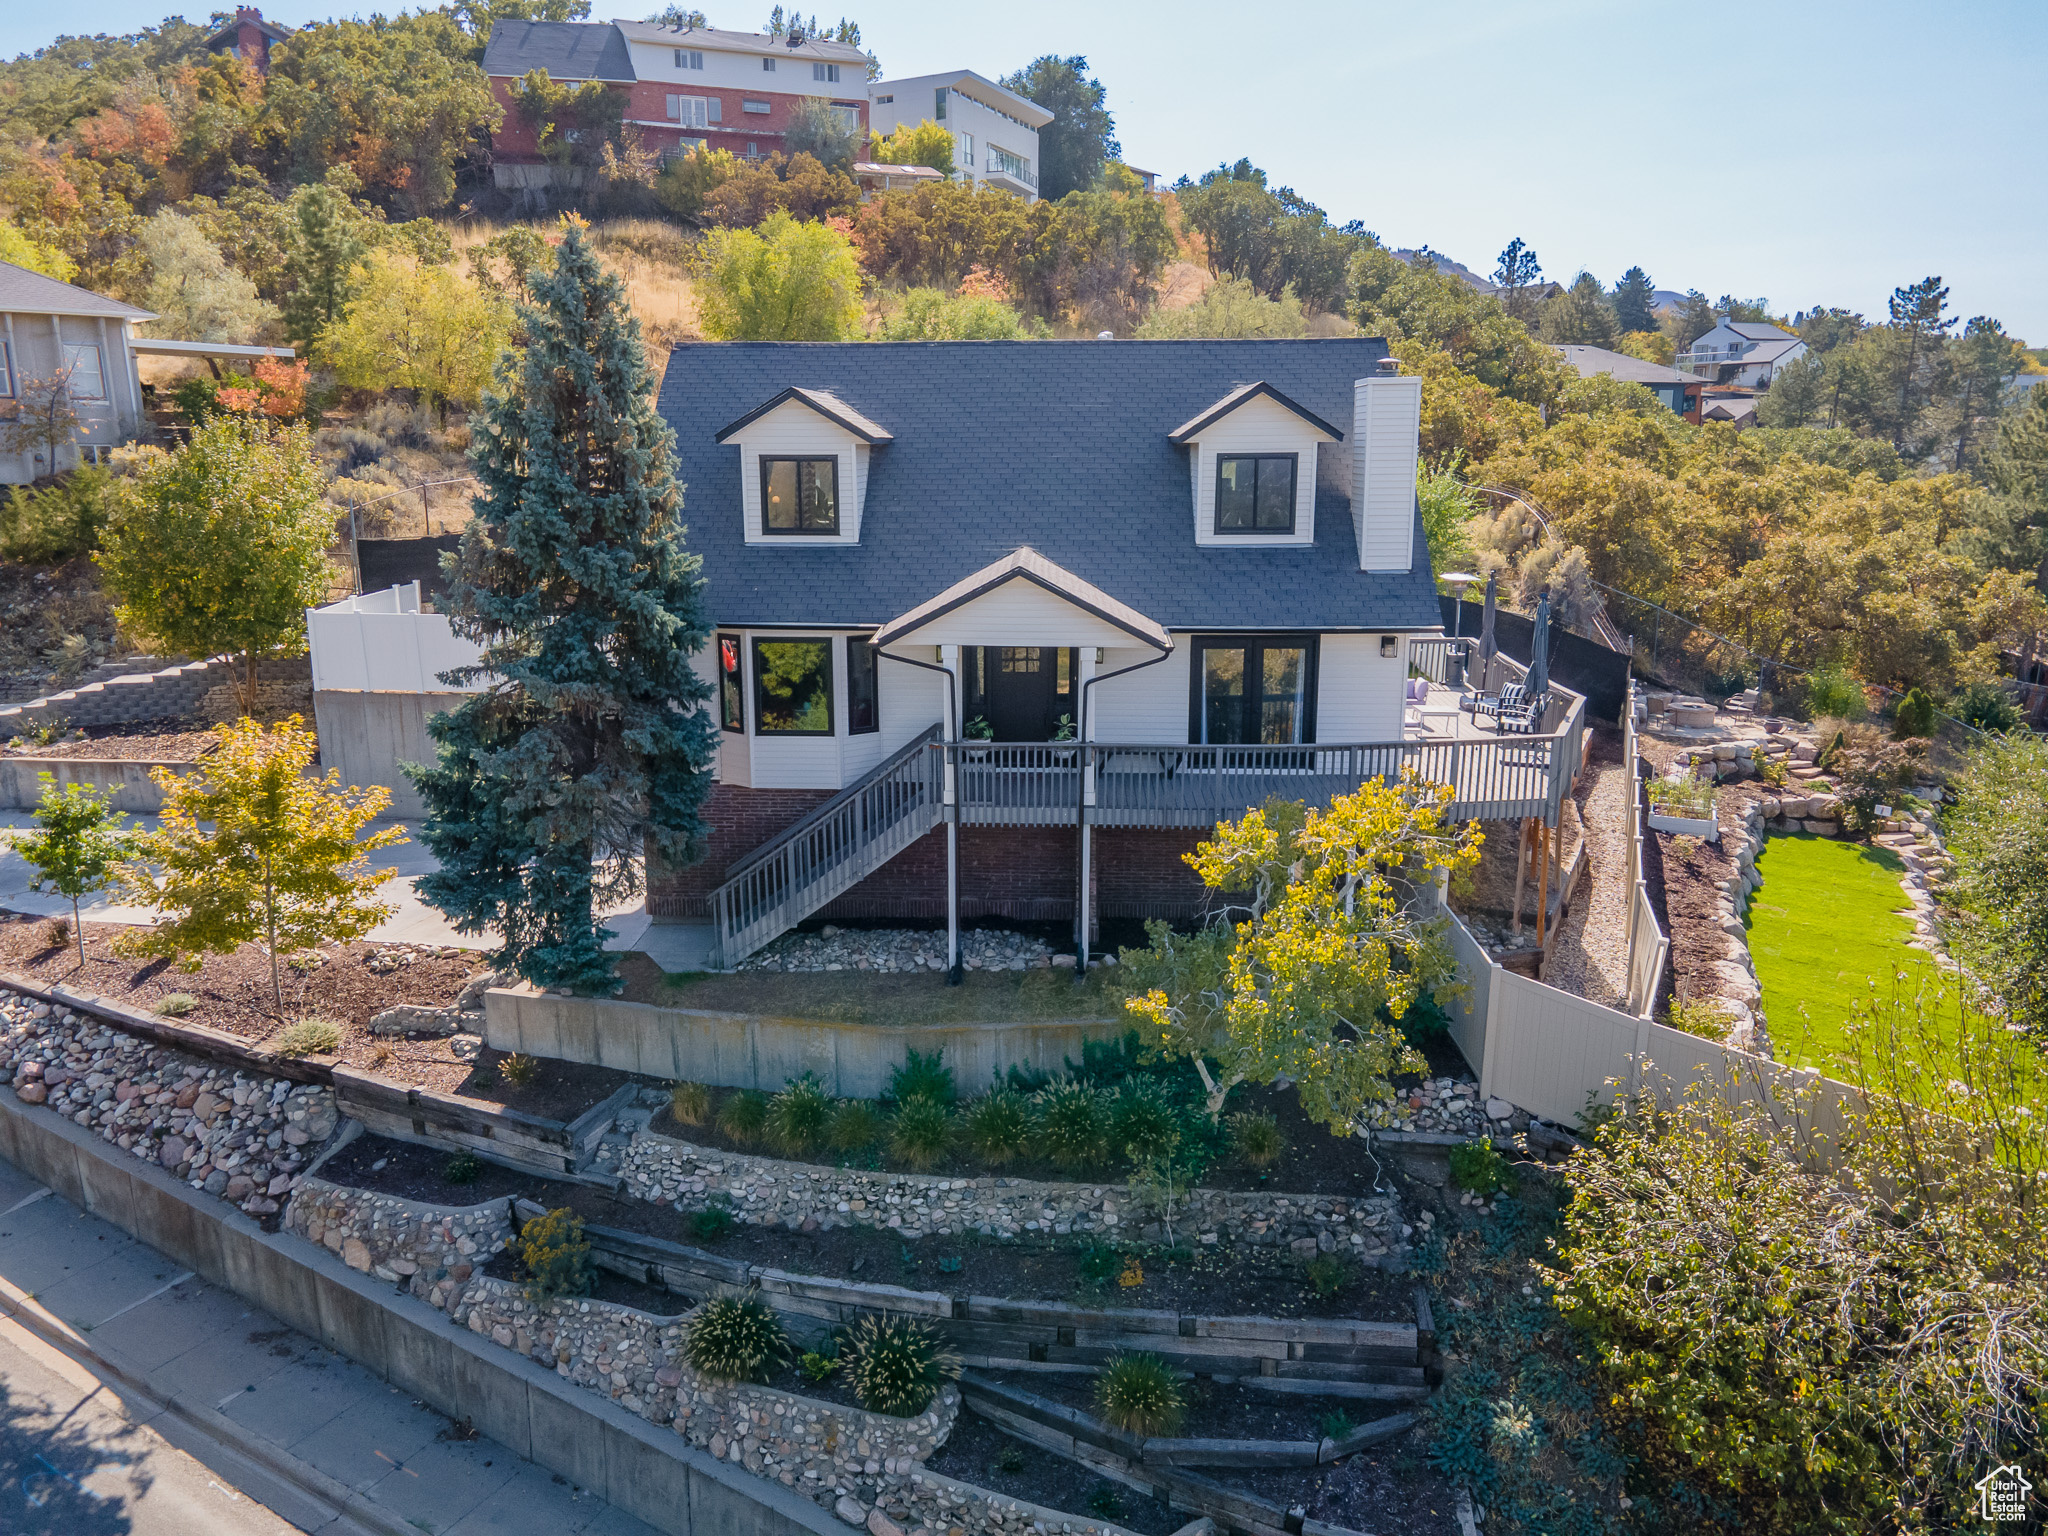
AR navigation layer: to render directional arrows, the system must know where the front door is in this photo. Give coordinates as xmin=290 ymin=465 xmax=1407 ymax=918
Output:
xmin=965 ymin=647 xmax=1074 ymax=740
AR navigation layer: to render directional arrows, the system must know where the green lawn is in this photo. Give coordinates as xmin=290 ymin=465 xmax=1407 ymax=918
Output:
xmin=1743 ymin=832 xmax=1941 ymax=1078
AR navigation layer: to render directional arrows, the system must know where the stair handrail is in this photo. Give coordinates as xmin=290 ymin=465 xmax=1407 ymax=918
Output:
xmin=719 ymin=722 xmax=943 ymax=886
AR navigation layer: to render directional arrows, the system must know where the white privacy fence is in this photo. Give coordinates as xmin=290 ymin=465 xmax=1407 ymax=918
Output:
xmin=307 ymin=583 xmax=487 ymax=695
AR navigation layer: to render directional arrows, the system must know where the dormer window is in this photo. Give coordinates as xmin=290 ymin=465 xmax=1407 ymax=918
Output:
xmin=762 ymin=457 xmax=839 ymax=534
xmin=1216 ymin=454 xmax=1296 ymax=534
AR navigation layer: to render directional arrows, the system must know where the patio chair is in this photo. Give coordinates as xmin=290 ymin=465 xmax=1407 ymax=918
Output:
xmin=1495 ymin=690 xmax=1548 ymax=735
xmin=1473 ymin=682 xmax=1526 ymax=728
xmin=1403 ymin=676 xmax=1431 ymax=730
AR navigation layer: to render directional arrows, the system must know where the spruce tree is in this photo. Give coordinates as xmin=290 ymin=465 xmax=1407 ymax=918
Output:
xmin=1612 ymin=265 xmax=1657 ymax=335
xmin=412 ymin=224 xmax=715 ymax=993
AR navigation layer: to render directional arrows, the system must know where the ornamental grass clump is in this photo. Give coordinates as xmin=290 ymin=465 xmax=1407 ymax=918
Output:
xmin=1228 ymin=1110 xmax=1285 ymax=1169
xmin=889 ymin=1095 xmax=952 ymax=1170
xmin=717 ymin=1089 xmax=769 ymax=1147
xmin=685 ymin=1290 xmax=789 ymax=1383
xmin=841 ymin=1314 xmax=961 ymax=1417
xmin=521 ymin=1207 xmax=593 ymax=1304
xmin=1094 ymin=1351 xmax=1184 ymax=1437
xmin=277 ymin=1018 xmax=341 ymax=1056
xmin=766 ymin=1071 xmax=832 ymax=1155
xmin=960 ymin=1088 xmax=1031 ymax=1165
xmin=670 ymin=1080 xmax=710 ymax=1126
xmin=1033 ymin=1080 xmax=1106 ymax=1172
xmin=827 ymin=1098 xmax=883 ymax=1152
xmin=1108 ymin=1077 xmax=1181 ymax=1163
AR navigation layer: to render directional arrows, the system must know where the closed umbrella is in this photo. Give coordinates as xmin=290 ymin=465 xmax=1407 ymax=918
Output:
xmin=1526 ymin=592 xmax=1552 ymax=700
xmin=1474 ymin=572 xmax=1499 ymax=691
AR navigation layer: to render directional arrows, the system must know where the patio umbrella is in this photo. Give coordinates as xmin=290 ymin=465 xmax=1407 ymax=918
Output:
xmin=1526 ymin=592 xmax=1553 ymax=699
xmin=1474 ymin=572 xmax=1499 ymax=690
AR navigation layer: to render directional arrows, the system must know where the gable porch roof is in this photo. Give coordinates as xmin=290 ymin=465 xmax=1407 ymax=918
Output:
xmin=872 ymin=547 xmax=1171 ymax=651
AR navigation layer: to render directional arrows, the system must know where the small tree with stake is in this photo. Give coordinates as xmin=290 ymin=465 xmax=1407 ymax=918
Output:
xmin=120 ymin=717 xmax=406 ymax=1015
xmin=15 ymin=774 xmax=132 ymax=967
xmin=412 ymin=223 xmax=716 ymax=994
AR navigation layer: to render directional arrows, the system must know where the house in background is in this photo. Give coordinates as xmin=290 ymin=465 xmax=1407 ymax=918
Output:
xmin=1677 ymin=318 xmax=1808 ymax=389
xmin=204 ymin=7 xmax=292 ymax=75
xmin=868 ymin=71 xmax=1051 ymax=200
xmin=481 ymin=19 xmax=872 ymax=186
xmin=1553 ymin=344 xmax=1705 ymax=422
xmin=851 ymin=161 xmax=945 ymax=197
xmin=1700 ymin=393 xmax=1758 ymax=429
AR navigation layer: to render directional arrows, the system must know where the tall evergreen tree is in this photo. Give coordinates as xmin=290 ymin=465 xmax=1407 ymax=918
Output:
xmin=1538 ymin=271 xmax=1618 ymax=347
xmin=1002 ymin=55 xmax=1118 ymax=201
xmin=412 ymin=225 xmax=715 ymax=993
xmin=1611 ymin=265 xmax=1657 ymax=334
xmin=1886 ymin=275 xmax=1955 ymax=449
xmin=1491 ymin=237 xmax=1542 ymax=323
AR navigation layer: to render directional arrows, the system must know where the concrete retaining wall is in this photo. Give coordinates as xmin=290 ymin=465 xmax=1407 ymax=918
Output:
xmin=0 ymin=754 xmax=198 ymax=812
xmin=0 ymin=1088 xmax=841 ymax=1536
xmin=311 ymin=690 xmax=470 ymax=817
xmin=483 ymin=987 xmax=1124 ymax=1099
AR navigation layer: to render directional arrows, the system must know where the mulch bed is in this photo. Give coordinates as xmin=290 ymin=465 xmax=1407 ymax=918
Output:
xmin=453 ymin=1046 xmax=650 ymax=1120
xmin=0 ymin=915 xmax=479 ymax=1090
xmin=980 ymin=1368 xmax=1398 ymax=1445
xmin=649 ymin=1078 xmax=1433 ymax=1199
xmin=0 ymin=721 xmax=218 ymax=760
xmin=321 ymin=1131 xmax=1417 ymax=1323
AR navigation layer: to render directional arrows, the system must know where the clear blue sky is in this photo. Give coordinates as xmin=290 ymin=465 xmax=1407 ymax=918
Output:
xmin=8 ymin=0 xmax=2044 ymax=339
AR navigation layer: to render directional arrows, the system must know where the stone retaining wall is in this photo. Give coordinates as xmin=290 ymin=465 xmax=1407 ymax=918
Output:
xmin=285 ymin=1177 xmax=511 ymax=1302
xmin=601 ymin=1130 xmax=1407 ymax=1262
xmin=0 ymin=988 xmax=338 ymax=1217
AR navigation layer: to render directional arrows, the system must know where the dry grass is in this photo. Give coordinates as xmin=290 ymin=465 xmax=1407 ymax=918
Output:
xmin=615 ymin=950 xmax=1127 ymax=1025
xmin=1154 ymin=261 xmax=1213 ymax=312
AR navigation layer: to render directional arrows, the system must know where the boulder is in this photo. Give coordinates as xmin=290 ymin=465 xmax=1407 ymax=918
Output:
xmin=1807 ymin=794 xmax=1842 ymax=819
xmin=342 ymin=1237 xmax=372 ymax=1272
xmin=224 ymin=1175 xmax=256 ymax=1202
xmin=1711 ymin=742 xmax=1740 ymax=761
xmin=834 ymin=1496 xmax=867 ymax=1528
xmin=14 ymin=1083 xmax=45 ymax=1105
xmin=158 ymin=1136 xmax=190 ymax=1169
xmin=191 ymin=1092 xmax=225 ymax=1122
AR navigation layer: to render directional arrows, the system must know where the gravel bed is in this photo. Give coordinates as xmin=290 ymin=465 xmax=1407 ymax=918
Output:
xmin=1542 ymin=741 xmax=1632 ymax=1006
xmin=741 ymin=925 xmax=1058 ymax=974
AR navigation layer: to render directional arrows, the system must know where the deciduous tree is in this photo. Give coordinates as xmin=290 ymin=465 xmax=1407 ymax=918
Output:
xmin=320 ymin=249 xmax=512 ymax=417
xmin=16 ymin=775 xmax=132 ymax=966
xmin=694 ymin=209 xmax=863 ymax=340
xmin=869 ymin=119 xmax=953 ymax=176
xmin=137 ymin=209 xmax=279 ymax=343
xmin=413 ymin=226 xmax=716 ymax=993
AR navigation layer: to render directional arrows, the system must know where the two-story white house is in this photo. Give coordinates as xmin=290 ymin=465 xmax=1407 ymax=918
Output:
xmin=867 ymin=70 xmax=1050 ymax=199
xmin=1677 ymin=319 xmax=1808 ymax=389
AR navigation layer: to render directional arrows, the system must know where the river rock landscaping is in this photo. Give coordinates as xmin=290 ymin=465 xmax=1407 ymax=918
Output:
xmin=741 ymin=925 xmax=1059 ymax=974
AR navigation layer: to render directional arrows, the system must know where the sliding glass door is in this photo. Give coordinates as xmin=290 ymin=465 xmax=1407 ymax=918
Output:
xmin=1188 ymin=635 xmax=1318 ymax=744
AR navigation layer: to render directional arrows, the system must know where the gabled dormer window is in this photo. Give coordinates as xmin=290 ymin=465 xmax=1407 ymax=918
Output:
xmin=1216 ymin=454 xmax=1296 ymax=534
xmin=762 ymin=457 xmax=839 ymax=534
xmin=1169 ymin=382 xmax=1339 ymax=549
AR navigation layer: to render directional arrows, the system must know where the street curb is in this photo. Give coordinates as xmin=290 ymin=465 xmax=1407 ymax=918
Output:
xmin=0 ymin=1266 xmax=414 ymax=1536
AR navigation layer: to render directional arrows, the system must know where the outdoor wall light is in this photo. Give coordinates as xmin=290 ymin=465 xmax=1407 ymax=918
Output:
xmin=1380 ymin=635 xmax=1399 ymax=658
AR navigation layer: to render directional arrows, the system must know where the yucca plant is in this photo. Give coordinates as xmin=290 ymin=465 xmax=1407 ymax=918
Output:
xmin=716 ymin=1089 xmax=769 ymax=1147
xmin=1094 ymin=1351 xmax=1184 ymax=1437
xmin=1108 ymin=1078 xmax=1180 ymax=1165
xmin=827 ymin=1099 xmax=883 ymax=1152
xmin=841 ymin=1314 xmax=961 ymax=1417
xmin=1228 ymin=1110 xmax=1285 ymax=1169
xmin=960 ymin=1089 xmax=1031 ymax=1165
xmin=1033 ymin=1080 xmax=1106 ymax=1172
xmin=670 ymin=1080 xmax=710 ymax=1126
xmin=889 ymin=1095 xmax=952 ymax=1171
xmin=685 ymin=1290 xmax=789 ymax=1383
xmin=766 ymin=1072 xmax=833 ymax=1156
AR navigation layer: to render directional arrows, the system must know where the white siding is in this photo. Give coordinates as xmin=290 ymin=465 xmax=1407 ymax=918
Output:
xmin=626 ymin=37 xmax=858 ymax=94
xmin=875 ymin=643 xmax=947 ymax=750
xmin=1352 ymin=376 xmax=1421 ymax=572
xmin=1185 ymin=394 xmax=1329 ymax=548
xmin=888 ymin=580 xmax=1149 ymax=650
xmin=1089 ymin=644 xmax=1189 ymax=742
xmin=0 ymin=312 xmax=143 ymax=483
xmin=1316 ymin=633 xmax=1406 ymax=741
xmin=868 ymin=74 xmax=1044 ymax=200
xmin=307 ymin=589 xmax=488 ymax=694
xmin=730 ymin=399 xmax=865 ymax=546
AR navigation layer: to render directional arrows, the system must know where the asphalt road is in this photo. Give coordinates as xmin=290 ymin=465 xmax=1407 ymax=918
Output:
xmin=0 ymin=1310 xmax=304 ymax=1536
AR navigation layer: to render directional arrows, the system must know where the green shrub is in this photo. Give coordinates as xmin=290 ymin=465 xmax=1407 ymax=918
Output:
xmin=1318 ymin=1408 xmax=1357 ymax=1441
xmin=960 ymin=1088 xmax=1031 ymax=1165
xmin=1892 ymin=686 xmax=1937 ymax=740
xmin=1108 ymin=1078 xmax=1179 ymax=1164
xmin=798 ymin=1348 xmax=839 ymax=1383
xmin=1085 ymin=1483 xmax=1123 ymax=1518
xmin=690 ymin=1199 xmax=735 ymax=1241
xmin=1802 ymin=666 xmax=1865 ymax=720
xmin=717 ymin=1089 xmax=769 ymax=1146
xmin=840 ymin=1314 xmax=961 ymax=1417
xmin=276 ymin=1018 xmax=341 ymax=1056
xmin=501 ymin=1052 xmax=540 ymax=1086
xmin=992 ymin=1443 xmax=1024 ymax=1475
xmin=1094 ymin=1351 xmax=1184 ymax=1437
xmin=1667 ymin=998 xmax=1732 ymax=1041
xmin=0 ymin=468 xmax=114 ymax=564
xmin=444 ymin=1151 xmax=481 ymax=1185
xmin=1391 ymin=988 xmax=1452 ymax=1042
xmin=1032 ymin=1080 xmax=1106 ymax=1172
xmin=1449 ymin=1138 xmax=1508 ymax=1196
xmin=827 ymin=1098 xmax=883 ymax=1152
xmin=765 ymin=1072 xmax=832 ymax=1156
xmin=1228 ymin=1110 xmax=1285 ymax=1169
xmin=1304 ymin=1251 xmax=1355 ymax=1299
xmin=520 ymin=1207 xmax=593 ymax=1304
xmin=888 ymin=1047 xmax=955 ymax=1106
xmin=152 ymin=992 xmax=199 ymax=1018
xmin=889 ymin=1095 xmax=952 ymax=1170
xmin=670 ymin=1080 xmax=710 ymax=1126
xmin=1077 ymin=1242 xmax=1124 ymax=1289
xmin=684 ymin=1290 xmax=788 ymax=1383
xmin=1950 ymin=680 xmax=2020 ymax=733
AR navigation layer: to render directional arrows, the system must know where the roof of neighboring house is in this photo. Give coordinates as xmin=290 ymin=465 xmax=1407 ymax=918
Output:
xmin=205 ymin=8 xmax=293 ymax=47
xmin=1725 ymin=320 xmax=1796 ymax=341
xmin=870 ymin=70 xmax=1053 ymax=129
xmin=1701 ymin=395 xmax=1758 ymax=424
xmin=611 ymin=17 xmax=873 ymax=63
xmin=1739 ymin=337 xmax=1804 ymax=364
xmin=0 ymin=262 xmax=153 ymax=322
xmin=1553 ymin=345 xmax=1699 ymax=388
xmin=852 ymin=161 xmax=945 ymax=182
xmin=657 ymin=338 xmax=1440 ymax=633
xmin=482 ymin=20 xmax=636 ymax=82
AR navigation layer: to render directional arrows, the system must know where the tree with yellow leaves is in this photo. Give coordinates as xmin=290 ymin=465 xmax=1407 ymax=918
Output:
xmin=1121 ymin=778 xmax=1482 ymax=1133
xmin=121 ymin=717 xmax=407 ymax=1015
xmin=320 ymin=249 xmax=512 ymax=419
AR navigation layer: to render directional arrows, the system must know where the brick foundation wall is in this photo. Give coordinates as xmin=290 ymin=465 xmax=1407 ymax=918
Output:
xmin=646 ymin=783 xmax=832 ymax=919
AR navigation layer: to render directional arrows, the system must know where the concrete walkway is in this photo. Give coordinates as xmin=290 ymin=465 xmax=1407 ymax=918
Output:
xmin=0 ymin=1154 xmax=660 ymax=1536
xmin=0 ymin=816 xmax=715 ymax=972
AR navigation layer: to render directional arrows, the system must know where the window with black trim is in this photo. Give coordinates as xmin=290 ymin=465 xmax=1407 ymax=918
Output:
xmin=1188 ymin=635 xmax=1317 ymax=744
xmin=761 ymin=457 xmax=839 ymax=533
xmin=1215 ymin=453 xmax=1296 ymax=533
xmin=847 ymin=636 xmax=879 ymax=734
xmin=753 ymin=638 xmax=834 ymax=734
xmin=717 ymin=633 xmax=744 ymax=731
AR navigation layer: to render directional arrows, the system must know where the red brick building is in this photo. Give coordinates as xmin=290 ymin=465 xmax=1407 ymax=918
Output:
xmin=203 ymin=7 xmax=293 ymax=75
xmin=480 ymin=19 xmax=871 ymax=185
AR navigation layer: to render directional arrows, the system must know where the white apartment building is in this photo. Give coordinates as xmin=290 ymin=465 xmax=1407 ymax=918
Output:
xmin=868 ymin=70 xmax=1051 ymax=200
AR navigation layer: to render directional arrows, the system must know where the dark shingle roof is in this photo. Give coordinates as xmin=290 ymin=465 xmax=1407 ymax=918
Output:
xmin=0 ymin=261 xmax=153 ymax=321
xmin=656 ymin=339 xmax=1441 ymax=633
xmin=482 ymin=20 xmax=635 ymax=81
